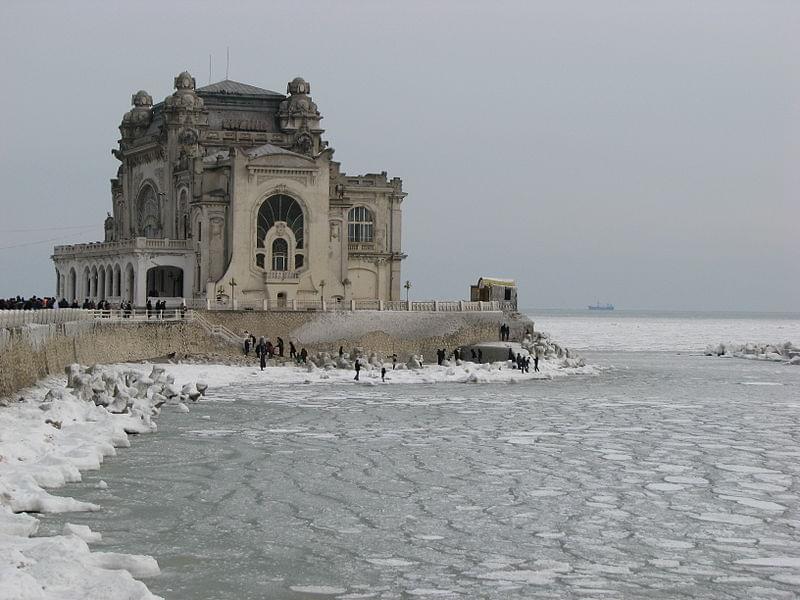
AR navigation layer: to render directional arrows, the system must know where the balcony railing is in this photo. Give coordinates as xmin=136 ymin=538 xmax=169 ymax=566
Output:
xmin=263 ymin=271 xmax=300 ymax=282
xmin=53 ymin=238 xmax=193 ymax=257
xmin=348 ymin=242 xmax=376 ymax=252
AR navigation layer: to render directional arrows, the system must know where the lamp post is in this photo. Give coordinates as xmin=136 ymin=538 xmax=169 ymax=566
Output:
xmin=404 ymin=280 xmax=412 ymax=306
xmin=229 ymin=278 xmax=238 ymax=310
xmin=319 ymin=279 xmax=326 ymax=310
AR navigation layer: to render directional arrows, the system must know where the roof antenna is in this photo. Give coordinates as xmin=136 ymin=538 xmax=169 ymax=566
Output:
xmin=209 ymin=54 xmax=212 ymax=85
xmin=226 ymin=47 xmax=230 ymax=80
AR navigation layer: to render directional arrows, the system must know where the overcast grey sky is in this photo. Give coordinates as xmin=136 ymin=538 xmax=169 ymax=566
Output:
xmin=0 ymin=0 xmax=797 ymax=311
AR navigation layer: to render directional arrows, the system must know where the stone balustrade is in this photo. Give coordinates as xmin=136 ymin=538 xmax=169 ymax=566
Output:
xmin=53 ymin=238 xmax=193 ymax=258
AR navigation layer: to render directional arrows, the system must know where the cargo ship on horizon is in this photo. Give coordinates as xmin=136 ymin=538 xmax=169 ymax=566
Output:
xmin=588 ymin=302 xmax=615 ymax=311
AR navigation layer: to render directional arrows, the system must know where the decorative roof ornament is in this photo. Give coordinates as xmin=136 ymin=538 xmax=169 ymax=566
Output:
xmin=165 ymin=70 xmax=205 ymax=113
xmin=174 ymin=71 xmax=196 ymax=91
xmin=278 ymin=76 xmax=323 ymax=154
xmin=287 ymin=77 xmax=311 ymax=96
xmin=132 ymin=90 xmax=153 ymax=108
xmin=120 ymin=89 xmax=153 ymax=140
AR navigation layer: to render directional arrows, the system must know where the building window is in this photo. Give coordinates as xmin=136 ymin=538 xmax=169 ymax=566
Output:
xmin=257 ymin=194 xmax=304 ymax=249
xmin=136 ymin=185 xmax=162 ymax=239
xmin=272 ymin=238 xmax=288 ymax=271
xmin=295 ymin=254 xmax=304 ymax=269
xmin=348 ymin=206 xmax=373 ymax=242
xmin=256 ymin=253 xmax=265 ymax=268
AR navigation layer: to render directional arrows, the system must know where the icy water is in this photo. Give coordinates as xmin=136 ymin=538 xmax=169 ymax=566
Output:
xmin=526 ymin=308 xmax=800 ymax=352
xmin=41 ymin=348 xmax=800 ymax=599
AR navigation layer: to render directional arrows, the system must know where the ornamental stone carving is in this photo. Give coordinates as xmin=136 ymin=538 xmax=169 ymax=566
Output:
xmin=120 ymin=90 xmax=153 ymax=140
xmin=165 ymin=71 xmax=204 ymax=111
xmin=278 ymin=77 xmax=322 ymax=143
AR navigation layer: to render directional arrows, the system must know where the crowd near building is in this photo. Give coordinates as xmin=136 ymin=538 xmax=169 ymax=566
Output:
xmin=52 ymin=71 xmax=407 ymax=308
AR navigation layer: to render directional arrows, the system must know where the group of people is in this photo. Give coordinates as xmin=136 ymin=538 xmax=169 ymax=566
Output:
xmin=499 ymin=323 xmax=511 ymax=341
xmin=243 ymin=331 xmax=307 ymax=371
xmin=145 ymin=298 xmax=180 ymax=318
xmin=436 ymin=347 xmax=483 ymax=365
xmin=0 ymin=295 xmax=189 ymax=318
xmin=508 ymin=347 xmax=539 ymax=372
xmin=353 ymin=356 xmax=389 ymax=382
xmin=0 ymin=296 xmax=58 ymax=310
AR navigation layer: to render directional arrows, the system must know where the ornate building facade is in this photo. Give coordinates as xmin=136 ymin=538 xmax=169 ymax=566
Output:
xmin=52 ymin=72 xmax=407 ymax=307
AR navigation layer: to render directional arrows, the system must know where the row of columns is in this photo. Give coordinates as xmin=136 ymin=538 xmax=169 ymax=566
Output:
xmin=56 ymin=262 xmax=135 ymax=304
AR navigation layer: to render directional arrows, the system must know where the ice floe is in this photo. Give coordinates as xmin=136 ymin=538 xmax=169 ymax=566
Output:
xmin=0 ymin=363 xmax=210 ymax=599
xmin=705 ymin=341 xmax=800 ymax=364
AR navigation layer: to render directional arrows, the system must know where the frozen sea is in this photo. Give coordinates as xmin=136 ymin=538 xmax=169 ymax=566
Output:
xmin=40 ymin=310 xmax=800 ymax=599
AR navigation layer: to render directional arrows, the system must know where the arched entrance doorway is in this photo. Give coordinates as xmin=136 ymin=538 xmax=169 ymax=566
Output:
xmin=146 ymin=266 xmax=184 ymax=298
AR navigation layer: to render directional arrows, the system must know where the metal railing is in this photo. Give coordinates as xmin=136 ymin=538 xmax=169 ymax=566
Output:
xmin=0 ymin=301 xmax=515 ymax=328
xmin=212 ymin=299 xmax=515 ymax=313
xmin=0 ymin=307 xmax=194 ymax=329
xmin=0 ymin=308 xmax=95 ymax=328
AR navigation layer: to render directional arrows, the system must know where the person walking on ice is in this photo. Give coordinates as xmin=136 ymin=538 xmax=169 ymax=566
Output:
xmin=258 ymin=338 xmax=267 ymax=371
xmin=354 ymin=357 xmax=361 ymax=381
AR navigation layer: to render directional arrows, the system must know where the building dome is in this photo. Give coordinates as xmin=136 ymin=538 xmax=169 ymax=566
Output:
xmin=122 ymin=90 xmax=153 ymax=127
xmin=287 ymin=77 xmax=310 ymax=95
xmin=131 ymin=90 xmax=153 ymax=108
xmin=174 ymin=71 xmax=196 ymax=91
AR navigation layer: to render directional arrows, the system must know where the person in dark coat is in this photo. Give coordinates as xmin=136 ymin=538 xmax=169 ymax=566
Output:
xmin=289 ymin=341 xmax=297 ymax=359
xmin=437 ymin=349 xmax=444 ymax=366
xmin=339 ymin=346 xmax=344 ymax=358
xmin=392 ymin=353 xmax=398 ymax=369
xmin=354 ymin=357 xmax=361 ymax=381
xmin=277 ymin=337 xmax=284 ymax=357
xmin=146 ymin=299 xmax=153 ymax=318
xmin=508 ymin=347 xmax=515 ymax=362
xmin=244 ymin=337 xmax=251 ymax=356
xmin=477 ymin=349 xmax=483 ymax=364
xmin=381 ymin=367 xmax=387 ymax=382
xmin=534 ymin=352 xmax=540 ymax=372
xmin=300 ymin=348 xmax=308 ymax=363
xmin=256 ymin=337 xmax=267 ymax=371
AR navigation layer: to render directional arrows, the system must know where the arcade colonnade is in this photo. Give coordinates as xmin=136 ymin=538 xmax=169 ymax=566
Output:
xmin=53 ymin=248 xmax=193 ymax=307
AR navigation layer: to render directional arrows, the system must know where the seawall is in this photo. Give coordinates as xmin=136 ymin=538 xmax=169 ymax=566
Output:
xmin=1 ymin=310 xmax=532 ymax=398
xmin=0 ymin=320 xmax=221 ymax=398
xmin=201 ymin=310 xmax=532 ymax=359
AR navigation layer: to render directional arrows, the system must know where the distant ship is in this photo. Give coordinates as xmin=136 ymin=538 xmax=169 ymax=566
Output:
xmin=588 ymin=302 xmax=614 ymax=311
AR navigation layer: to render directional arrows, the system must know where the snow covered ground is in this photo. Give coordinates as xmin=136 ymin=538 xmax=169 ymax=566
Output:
xmin=0 ymin=355 xmax=593 ymax=599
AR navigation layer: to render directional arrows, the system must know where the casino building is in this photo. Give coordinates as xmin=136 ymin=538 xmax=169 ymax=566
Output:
xmin=52 ymin=71 xmax=407 ymax=308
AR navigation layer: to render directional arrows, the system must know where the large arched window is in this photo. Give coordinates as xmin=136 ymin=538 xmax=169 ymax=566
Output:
xmin=257 ymin=194 xmax=304 ymax=249
xmin=256 ymin=194 xmax=305 ymax=271
xmin=272 ymin=238 xmax=288 ymax=271
xmin=348 ymin=206 xmax=373 ymax=243
xmin=136 ymin=185 xmax=162 ymax=239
